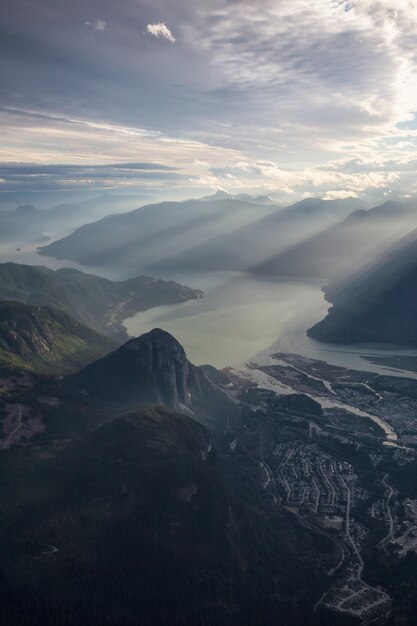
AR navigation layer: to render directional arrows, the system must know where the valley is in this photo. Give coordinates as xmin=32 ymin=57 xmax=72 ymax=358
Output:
xmin=1 ymin=193 xmax=417 ymax=625
xmin=5 ymin=3 xmax=417 ymax=624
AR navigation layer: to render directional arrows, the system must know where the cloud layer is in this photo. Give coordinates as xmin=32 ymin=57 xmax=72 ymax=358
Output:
xmin=1 ymin=0 xmax=417 ymax=202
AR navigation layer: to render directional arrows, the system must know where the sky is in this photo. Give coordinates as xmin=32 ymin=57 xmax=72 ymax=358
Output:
xmin=2 ymin=0 xmax=417 ymax=204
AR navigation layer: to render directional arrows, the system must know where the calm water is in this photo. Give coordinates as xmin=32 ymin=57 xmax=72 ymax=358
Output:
xmin=124 ymin=270 xmax=417 ymax=376
xmin=4 ymin=241 xmax=417 ymax=378
xmin=125 ymin=271 xmax=326 ymax=368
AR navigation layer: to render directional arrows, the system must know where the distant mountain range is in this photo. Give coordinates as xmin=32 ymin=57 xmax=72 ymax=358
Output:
xmin=0 ymin=193 xmax=150 ymax=244
xmin=200 ymin=189 xmax=277 ymax=205
xmin=254 ymin=199 xmax=417 ymax=279
xmin=0 ymin=262 xmax=201 ymax=341
xmin=39 ymin=195 xmax=278 ymax=270
xmin=149 ymin=197 xmax=364 ymax=272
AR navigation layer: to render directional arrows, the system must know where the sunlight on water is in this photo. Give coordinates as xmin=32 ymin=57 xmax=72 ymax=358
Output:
xmin=125 ymin=272 xmax=328 ymax=367
xmin=125 ymin=270 xmax=417 ymax=375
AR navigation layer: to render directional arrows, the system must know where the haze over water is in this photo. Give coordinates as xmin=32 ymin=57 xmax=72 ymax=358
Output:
xmin=124 ymin=270 xmax=417 ymax=377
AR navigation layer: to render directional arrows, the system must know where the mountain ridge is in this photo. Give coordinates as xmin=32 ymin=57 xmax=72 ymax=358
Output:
xmin=0 ymin=300 xmax=115 ymax=373
xmin=0 ymin=262 xmax=201 ymax=341
xmin=308 ymin=226 xmax=417 ymax=346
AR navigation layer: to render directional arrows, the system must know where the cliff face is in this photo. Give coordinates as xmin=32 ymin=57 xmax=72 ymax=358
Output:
xmin=75 ymin=328 xmax=224 ymax=414
xmin=118 ymin=329 xmax=198 ymax=408
xmin=0 ymin=300 xmax=115 ymax=373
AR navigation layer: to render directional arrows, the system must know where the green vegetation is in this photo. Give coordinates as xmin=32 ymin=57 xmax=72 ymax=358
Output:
xmin=0 ymin=301 xmax=115 ymax=374
xmin=0 ymin=406 xmax=331 ymax=626
xmin=0 ymin=262 xmax=202 ymax=340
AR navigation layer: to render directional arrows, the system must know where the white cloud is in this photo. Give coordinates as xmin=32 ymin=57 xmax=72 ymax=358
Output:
xmin=95 ymin=20 xmax=106 ymax=31
xmin=84 ymin=20 xmax=106 ymax=31
xmin=146 ymin=22 xmax=176 ymax=43
xmin=322 ymin=190 xmax=359 ymax=200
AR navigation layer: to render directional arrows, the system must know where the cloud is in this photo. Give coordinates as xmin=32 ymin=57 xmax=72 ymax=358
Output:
xmin=0 ymin=162 xmax=182 ymax=192
xmin=2 ymin=0 xmax=417 ymax=204
xmin=322 ymin=190 xmax=359 ymax=201
xmin=146 ymin=22 xmax=176 ymax=43
xmin=84 ymin=19 xmax=106 ymax=31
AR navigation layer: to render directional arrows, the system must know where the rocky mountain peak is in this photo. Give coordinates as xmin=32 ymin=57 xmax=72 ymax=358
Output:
xmin=76 ymin=328 xmax=226 ymax=415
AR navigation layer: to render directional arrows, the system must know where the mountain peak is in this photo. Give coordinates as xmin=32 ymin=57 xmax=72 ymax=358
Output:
xmin=126 ymin=327 xmax=179 ymax=343
xmin=76 ymin=328 xmax=223 ymax=413
xmin=199 ymin=189 xmax=231 ymax=201
xmin=120 ymin=328 xmax=186 ymax=358
xmin=15 ymin=204 xmax=38 ymax=216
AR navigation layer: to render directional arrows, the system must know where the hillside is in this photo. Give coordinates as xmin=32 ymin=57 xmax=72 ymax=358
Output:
xmin=149 ymin=197 xmax=364 ymax=272
xmin=0 ymin=301 xmax=115 ymax=373
xmin=0 ymin=328 xmax=234 ymax=445
xmin=308 ymin=230 xmax=417 ymax=346
xmin=253 ymin=199 xmax=417 ymax=279
xmin=0 ymin=263 xmax=201 ymax=341
xmin=72 ymin=328 xmax=229 ymax=419
xmin=39 ymin=196 xmax=277 ymax=270
xmin=0 ymin=405 xmax=331 ymax=626
xmin=0 ymin=193 xmax=149 ymax=245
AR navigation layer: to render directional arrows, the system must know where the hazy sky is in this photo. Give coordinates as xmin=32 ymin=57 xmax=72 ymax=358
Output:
xmin=2 ymin=0 xmax=417 ymax=202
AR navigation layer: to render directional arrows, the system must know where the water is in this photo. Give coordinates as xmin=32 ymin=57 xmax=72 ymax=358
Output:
xmin=124 ymin=270 xmax=417 ymax=376
xmin=4 ymin=239 xmax=417 ymax=379
xmin=126 ymin=271 xmax=323 ymax=367
xmin=0 ymin=240 xmax=129 ymax=281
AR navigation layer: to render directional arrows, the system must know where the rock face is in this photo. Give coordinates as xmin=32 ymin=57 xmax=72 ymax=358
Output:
xmin=0 ymin=300 xmax=115 ymax=372
xmin=118 ymin=329 xmax=200 ymax=408
xmin=75 ymin=328 xmax=221 ymax=412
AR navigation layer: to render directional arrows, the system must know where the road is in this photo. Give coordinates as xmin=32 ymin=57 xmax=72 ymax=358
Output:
xmin=340 ymin=476 xmax=364 ymax=579
xmin=1 ymin=404 xmax=22 ymax=449
xmin=380 ymin=474 xmax=394 ymax=546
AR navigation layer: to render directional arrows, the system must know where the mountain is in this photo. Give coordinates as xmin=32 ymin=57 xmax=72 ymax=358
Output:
xmin=5 ymin=328 xmax=233 ymax=445
xmin=200 ymin=190 xmax=276 ymax=206
xmin=42 ymin=192 xmax=150 ymax=230
xmin=253 ymin=199 xmax=417 ymax=279
xmin=0 ymin=301 xmax=115 ymax=373
xmin=234 ymin=193 xmax=276 ymax=205
xmin=199 ymin=189 xmax=232 ymax=200
xmin=0 ymin=263 xmax=201 ymax=341
xmin=0 ymin=206 xmax=49 ymax=244
xmin=148 ymin=197 xmax=365 ymax=272
xmin=0 ymin=321 xmax=345 ymax=626
xmin=0 ymin=405 xmax=328 ymax=626
xmin=0 ymin=193 xmax=152 ymax=245
xmin=73 ymin=328 xmax=228 ymax=418
xmin=39 ymin=196 xmax=278 ymax=270
xmin=308 ymin=228 xmax=417 ymax=346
